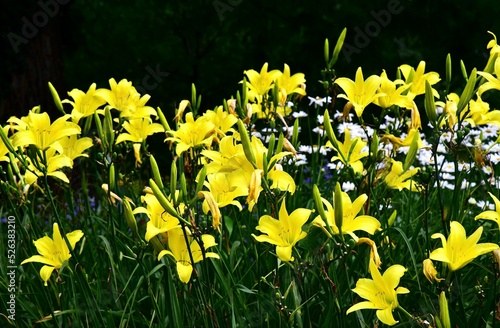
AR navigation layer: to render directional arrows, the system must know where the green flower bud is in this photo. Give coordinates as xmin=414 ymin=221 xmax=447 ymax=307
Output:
xmin=323 ymin=110 xmax=339 ymax=149
xmin=424 ymin=80 xmax=437 ymax=125
xmin=123 ymin=197 xmax=139 ymax=238
xmin=149 ymin=179 xmax=183 ymax=222
xmin=109 ymin=163 xmax=116 ymax=191
xmin=150 ymin=155 xmax=164 ymax=190
xmin=439 ymin=291 xmax=451 ymax=328
xmin=94 ymin=112 xmax=106 ymax=149
xmin=104 ymin=106 xmax=115 ymax=149
xmin=157 ymin=107 xmax=171 ymax=132
xmin=329 ymin=27 xmax=347 ymax=68
xmin=456 ymin=68 xmax=477 ymax=117
xmin=48 ymin=82 xmax=65 ymax=115
xmin=334 ymin=182 xmax=343 ymax=241
xmin=388 ymin=209 xmax=397 ymax=227
xmin=170 ymin=160 xmax=177 ymax=201
xmin=237 ymin=119 xmax=257 ymax=168
xmin=403 ymin=131 xmax=419 ymax=171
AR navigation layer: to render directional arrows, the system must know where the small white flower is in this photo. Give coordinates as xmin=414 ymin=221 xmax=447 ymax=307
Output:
xmin=312 ymin=126 xmax=326 ymax=136
xmin=308 ymin=96 xmax=331 ymax=108
xmin=299 ymin=145 xmax=313 ymax=154
xmin=342 ymin=181 xmax=356 ymax=192
xmin=292 ymin=111 xmax=308 ymax=118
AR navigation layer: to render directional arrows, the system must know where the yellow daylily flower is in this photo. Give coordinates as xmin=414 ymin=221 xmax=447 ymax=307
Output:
xmin=244 ymin=62 xmax=282 ymax=98
xmin=165 ymin=112 xmax=215 ymax=156
xmin=198 ymin=172 xmax=248 ymax=229
xmin=202 ymin=106 xmax=238 ymax=142
xmin=313 ymin=191 xmax=381 ymax=240
xmin=24 ymin=149 xmax=73 ymax=185
xmin=429 ymin=221 xmax=499 ymax=271
xmin=399 ymin=61 xmax=440 ymax=100
xmin=8 ymin=110 xmax=81 ymax=154
xmin=58 ymin=135 xmax=93 ymax=162
xmin=252 ymin=200 xmax=311 ymax=262
xmin=202 ymin=135 xmax=295 ymax=211
xmin=465 ymin=94 xmax=500 ymax=126
xmin=474 ymin=192 xmax=500 ymax=230
xmin=276 ymin=63 xmax=306 ymax=97
xmin=436 ymin=93 xmax=459 ymax=129
xmin=62 ymin=83 xmax=107 ymax=122
xmin=115 ymin=117 xmax=164 ymax=165
xmin=383 ymin=159 xmax=421 ymax=192
xmin=327 ymin=128 xmax=368 ymax=174
xmin=116 ymin=118 xmax=164 ymax=144
xmin=347 ymin=258 xmax=409 ymax=326
xmin=478 ymin=57 xmax=500 ymax=95
xmin=21 ymin=223 xmax=84 ymax=286
xmin=94 ymin=78 xmax=138 ymax=112
xmin=158 ymin=227 xmax=219 ymax=283
xmin=381 ymin=128 xmax=423 ymax=150
xmin=335 ymin=67 xmax=383 ymax=117
xmin=374 ymin=70 xmax=413 ymax=109
xmin=133 ymin=193 xmax=181 ymax=242
xmin=118 ymin=92 xmax=157 ymax=120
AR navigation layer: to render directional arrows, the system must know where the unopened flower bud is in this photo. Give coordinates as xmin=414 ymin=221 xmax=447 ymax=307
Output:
xmin=48 ymin=82 xmax=65 ymax=115
xmin=237 ymin=119 xmax=257 ymax=168
xmin=439 ymin=291 xmax=451 ymax=328
xmin=123 ymin=197 xmax=139 ymax=238
xmin=334 ymin=182 xmax=343 ymax=239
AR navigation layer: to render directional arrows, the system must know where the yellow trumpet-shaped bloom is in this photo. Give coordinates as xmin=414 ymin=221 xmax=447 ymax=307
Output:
xmin=383 ymin=159 xmax=421 ymax=192
xmin=399 ymin=61 xmax=440 ymax=100
xmin=21 ymin=223 xmax=84 ymax=286
xmin=474 ymin=192 xmax=500 ymax=230
xmin=165 ymin=112 xmax=215 ymax=156
xmin=335 ymin=67 xmax=383 ymax=117
xmin=95 ymin=78 xmax=137 ymax=112
xmin=198 ymin=172 xmax=248 ymax=230
xmin=312 ymin=191 xmax=381 ymax=240
xmin=63 ymin=83 xmax=107 ymax=122
xmin=252 ymin=200 xmax=311 ymax=262
xmin=133 ymin=193 xmax=181 ymax=242
xmin=327 ymin=128 xmax=368 ymax=175
xmin=58 ymin=135 xmax=93 ymax=162
xmin=478 ymin=57 xmax=500 ymax=96
xmin=276 ymin=63 xmax=306 ymax=97
xmin=374 ymin=70 xmax=413 ymax=109
xmin=23 ymin=148 xmax=73 ymax=185
xmin=115 ymin=117 xmax=164 ymax=164
xmin=158 ymin=227 xmax=219 ymax=283
xmin=202 ymin=106 xmax=238 ymax=142
xmin=429 ymin=221 xmax=499 ymax=272
xmin=8 ymin=110 xmax=81 ymax=154
xmin=347 ymin=258 xmax=409 ymax=326
xmin=244 ymin=62 xmax=282 ymax=98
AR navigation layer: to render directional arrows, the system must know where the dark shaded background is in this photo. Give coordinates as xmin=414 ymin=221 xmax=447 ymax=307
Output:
xmin=1 ymin=0 xmax=499 ymax=123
